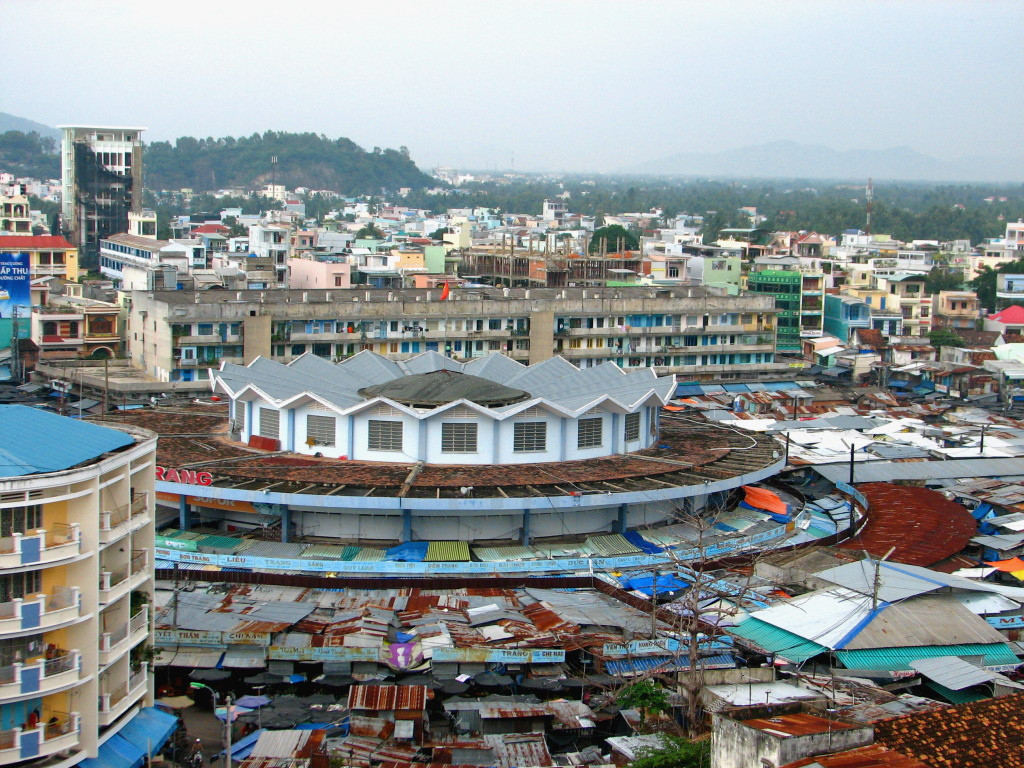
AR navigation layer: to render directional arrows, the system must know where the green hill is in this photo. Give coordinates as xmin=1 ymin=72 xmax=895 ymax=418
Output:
xmin=144 ymin=131 xmax=435 ymax=194
xmin=0 ymin=130 xmax=60 ymax=179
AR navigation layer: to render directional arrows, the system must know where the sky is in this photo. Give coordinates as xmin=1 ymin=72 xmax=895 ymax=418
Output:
xmin=4 ymin=0 xmax=1023 ymax=173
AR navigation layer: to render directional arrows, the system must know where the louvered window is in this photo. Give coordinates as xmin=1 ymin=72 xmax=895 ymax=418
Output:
xmin=259 ymin=408 xmax=280 ymax=439
xmin=513 ymin=422 xmax=547 ymax=452
xmin=368 ymin=420 xmax=403 ymax=451
xmin=624 ymin=412 xmax=640 ymax=441
xmin=577 ymin=418 xmax=603 ymax=449
xmin=307 ymin=415 xmax=336 ymax=446
xmin=441 ymin=423 xmax=478 ymax=453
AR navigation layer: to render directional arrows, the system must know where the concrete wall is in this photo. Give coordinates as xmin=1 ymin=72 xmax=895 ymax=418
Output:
xmin=712 ymin=713 xmax=873 ymax=768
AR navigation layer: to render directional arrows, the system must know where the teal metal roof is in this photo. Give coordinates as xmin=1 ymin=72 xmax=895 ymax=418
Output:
xmin=0 ymin=405 xmax=135 ymax=477
xmin=835 ymin=643 xmax=1020 ymax=672
xmin=728 ymin=618 xmax=828 ymax=664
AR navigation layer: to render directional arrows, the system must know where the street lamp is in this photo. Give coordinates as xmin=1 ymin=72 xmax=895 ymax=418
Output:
xmin=190 ymin=682 xmax=233 ymax=768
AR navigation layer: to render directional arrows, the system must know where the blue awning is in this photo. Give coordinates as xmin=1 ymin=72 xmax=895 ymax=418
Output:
xmin=79 ymin=735 xmax=145 ymax=768
xmin=888 ymin=380 xmax=910 ymax=388
xmin=116 ymin=706 xmax=179 ymax=753
xmin=675 ymin=385 xmax=703 ymax=397
xmin=216 ymin=728 xmax=264 ymax=761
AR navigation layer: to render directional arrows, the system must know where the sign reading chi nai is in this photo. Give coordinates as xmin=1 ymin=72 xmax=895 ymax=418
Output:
xmin=155 ymin=466 xmax=213 ymax=486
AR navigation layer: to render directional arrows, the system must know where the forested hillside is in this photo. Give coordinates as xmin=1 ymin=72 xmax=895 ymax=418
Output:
xmin=0 ymin=131 xmax=60 ymax=179
xmin=144 ymin=132 xmax=435 ymax=194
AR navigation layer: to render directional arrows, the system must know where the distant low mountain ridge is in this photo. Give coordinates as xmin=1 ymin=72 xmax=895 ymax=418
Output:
xmin=0 ymin=112 xmax=60 ymax=142
xmin=626 ymin=140 xmax=1024 ymax=182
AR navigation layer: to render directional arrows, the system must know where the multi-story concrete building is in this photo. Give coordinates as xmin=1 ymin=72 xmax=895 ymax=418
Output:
xmin=58 ymin=127 xmax=145 ymax=263
xmin=247 ymin=222 xmax=290 ymax=287
xmin=747 ymin=256 xmax=824 ymax=352
xmin=874 ymin=273 xmax=931 ymax=336
xmin=126 ymin=286 xmax=785 ymax=386
xmin=0 ymin=237 xmax=80 ymax=282
xmin=31 ymin=292 xmax=121 ymax=360
xmin=932 ymin=290 xmax=980 ymax=330
xmin=996 ymin=274 xmax=1024 ymax=311
xmin=0 ymin=192 xmax=33 ymax=236
xmin=0 ymin=406 xmax=157 ymax=768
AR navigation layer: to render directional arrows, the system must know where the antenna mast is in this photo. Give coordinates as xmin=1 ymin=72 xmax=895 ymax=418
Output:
xmin=865 ymin=178 xmax=874 ymax=235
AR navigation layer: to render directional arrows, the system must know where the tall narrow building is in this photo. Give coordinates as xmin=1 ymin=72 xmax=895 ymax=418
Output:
xmin=58 ymin=126 xmax=145 ymax=264
xmin=0 ymin=406 xmax=160 ymax=768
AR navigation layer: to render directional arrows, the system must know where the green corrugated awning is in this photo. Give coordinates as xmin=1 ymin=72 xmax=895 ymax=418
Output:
xmin=924 ymin=681 xmax=987 ymax=704
xmin=426 ymin=541 xmax=471 ymax=562
xmin=728 ymin=618 xmax=828 ymax=664
xmin=835 ymin=643 xmax=1020 ymax=672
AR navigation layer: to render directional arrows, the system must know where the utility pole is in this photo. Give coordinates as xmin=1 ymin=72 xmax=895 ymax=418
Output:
xmin=979 ymin=424 xmax=988 ymax=455
xmin=848 ymin=442 xmax=856 ymax=485
xmin=103 ymin=357 xmax=109 ymax=414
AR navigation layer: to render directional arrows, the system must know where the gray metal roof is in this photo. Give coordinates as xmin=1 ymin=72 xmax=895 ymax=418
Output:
xmin=814 ymin=458 xmax=1024 ymax=484
xmin=908 ymin=655 xmax=1012 ymax=690
xmin=214 ymin=350 xmax=675 ymax=416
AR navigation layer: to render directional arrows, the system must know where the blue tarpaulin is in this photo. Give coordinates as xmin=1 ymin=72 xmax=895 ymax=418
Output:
xmin=79 ymin=735 xmax=145 ymax=768
xmin=623 ymin=530 xmax=663 ymax=554
xmin=115 ymin=707 xmax=179 ymax=753
xmin=385 ymin=542 xmax=429 ymax=562
xmin=216 ymin=729 xmax=264 ymax=761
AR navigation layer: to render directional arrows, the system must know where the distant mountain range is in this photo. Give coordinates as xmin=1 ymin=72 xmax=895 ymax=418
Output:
xmin=0 ymin=112 xmax=60 ymax=141
xmin=624 ymin=140 xmax=1024 ymax=183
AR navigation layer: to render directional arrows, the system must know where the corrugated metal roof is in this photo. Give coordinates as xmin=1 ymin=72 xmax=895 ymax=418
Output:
xmin=0 ymin=405 xmax=136 ymax=476
xmin=583 ymin=534 xmax=642 ymax=557
xmin=351 ymin=548 xmax=385 ymax=562
xmin=221 ymin=646 xmax=267 ymax=669
xmin=169 ymin=649 xmax=224 ymax=668
xmin=836 ymin=642 xmax=1020 ymax=672
xmin=347 ymin=684 xmax=427 ymax=711
xmin=249 ymin=730 xmax=313 ymax=758
xmin=425 ymin=541 xmax=470 ymax=562
xmin=482 ymin=732 xmax=552 ymax=768
xmin=908 ymin=655 xmax=1011 ymax=690
xmin=815 ymin=458 xmax=1024 ymax=484
xmin=472 ymin=545 xmax=538 ymax=562
xmin=728 ymin=617 xmax=828 ymax=663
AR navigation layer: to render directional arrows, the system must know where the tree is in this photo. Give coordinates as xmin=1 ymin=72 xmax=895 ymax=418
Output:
xmin=590 ymin=224 xmax=639 ymax=253
xmin=971 ymin=258 xmax=1024 ymax=311
xmin=618 ymin=680 xmax=669 ymax=729
xmin=356 ymin=223 xmax=385 ymax=240
xmin=928 ymin=328 xmax=966 ymax=349
xmin=925 ymin=267 xmax=964 ymax=295
xmin=631 ymin=736 xmax=710 ymax=768
xmin=429 ymin=227 xmax=450 ymax=240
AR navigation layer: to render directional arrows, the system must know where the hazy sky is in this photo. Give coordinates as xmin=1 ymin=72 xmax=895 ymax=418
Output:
xmin=5 ymin=0 xmax=1022 ymax=172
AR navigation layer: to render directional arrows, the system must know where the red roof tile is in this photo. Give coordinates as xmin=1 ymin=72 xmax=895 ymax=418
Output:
xmin=873 ymin=692 xmax=1024 ymax=768
xmin=0 ymin=235 xmax=75 ymax=249
xmin=990 ymin=305 xmax=1024 ymax=324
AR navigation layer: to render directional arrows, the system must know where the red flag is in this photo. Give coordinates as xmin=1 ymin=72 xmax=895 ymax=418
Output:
xmin=439 ymin=282 xmax=450 ymax=301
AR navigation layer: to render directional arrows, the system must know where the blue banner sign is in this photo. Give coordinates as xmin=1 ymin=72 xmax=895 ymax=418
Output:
xmin=0 ymin=250 xmax=31 ymax=349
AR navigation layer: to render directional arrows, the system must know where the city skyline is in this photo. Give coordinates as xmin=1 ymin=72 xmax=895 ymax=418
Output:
xmin=4 ymin=0 xmax=1023 ymax=173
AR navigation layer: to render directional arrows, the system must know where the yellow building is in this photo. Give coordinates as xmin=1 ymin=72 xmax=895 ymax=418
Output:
xmin=0 ymin=406 xmax=157 ymax=768
xmin=0 ymin=236 xmax=80 ymax=282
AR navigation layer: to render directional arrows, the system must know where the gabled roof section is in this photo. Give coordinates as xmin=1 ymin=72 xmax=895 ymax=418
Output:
xmin=990 ymin=305 xmax=1024 ymax=324
xmin=212 ymin=351 xmax=675 ymax=417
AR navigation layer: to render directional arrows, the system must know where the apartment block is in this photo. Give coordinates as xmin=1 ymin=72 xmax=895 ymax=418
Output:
xmin=0 ymin=237 xmax=80 ymax=282
xmin=125 ymin=286 xmax=785 ymax=385
xmin=59 ymin=127 xmax=145 ymax=262
xmin=0 ymin=406 xmax=156 ymax=768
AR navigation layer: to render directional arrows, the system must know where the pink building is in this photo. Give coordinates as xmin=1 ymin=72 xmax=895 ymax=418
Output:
xmin=288 ymin=257 xmax=351 ymax=289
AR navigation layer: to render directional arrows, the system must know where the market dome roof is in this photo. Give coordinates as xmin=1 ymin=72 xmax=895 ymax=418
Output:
xmin=358 ymin=370 xmax=531 ymax=408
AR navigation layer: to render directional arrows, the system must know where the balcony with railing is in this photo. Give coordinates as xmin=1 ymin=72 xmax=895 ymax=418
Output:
xmin=0 ymin=650 xmax=82 ymax=699
xmin=99 ymin=492 xmax=149 ymax=543
xmin=0 ymin=524 xmax=81 ymax=571
xmin=0 ymin=712 xmax=81 ymax=765
xmin=98 ymin=664 xmax=148 ymax=726
xmin=98 ymin=607 xmax=149 ymax=667
xmin=99 ymin=550 xmax=148 ymax=605
xmin=0 ymin=588 xmax=81 ymax=635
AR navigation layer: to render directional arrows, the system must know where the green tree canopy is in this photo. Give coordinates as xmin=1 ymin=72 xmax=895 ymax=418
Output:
xmin=618 ymin=680 xmax=669 ymax=728
xmin=925 ymin=267 xmax=964 ymax=294
xmin=632 ymin=737 xmax=710 ymax=768
xmin=429 ymin=227 xmax=450 ymax=240
xmin=356 ymin=223 xmax=386 ymax=240
xmin=928 ymin=328 xmax=966 ymax=348
xmin=971 ymin=258 xmax=1024 ymax=311
xmin=590 ymin=224 xmax=639 ymax=253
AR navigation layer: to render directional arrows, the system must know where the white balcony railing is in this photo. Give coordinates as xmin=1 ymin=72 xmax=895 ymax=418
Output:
xmin=98 ymin=664 xmax=148 ymax=724
xmin=99 ymin=607 xmax=149 ymax=663
xmin=0 ymin=588 xmax=81 ymax=635
xmin=0 ymin=524 xmax=81 ymax=570
xmin=0 ymin=651 xmax=82 ymax=698
xmin=99 ymin=493 xmax=149 ymax=540
xmin=0 ymin=712 xmax=81 ymax=763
